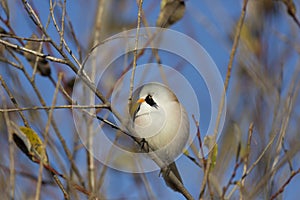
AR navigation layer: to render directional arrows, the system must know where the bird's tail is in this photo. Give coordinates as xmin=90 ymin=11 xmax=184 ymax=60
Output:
xmin=162 ymin=162 xmax=183 ymax=192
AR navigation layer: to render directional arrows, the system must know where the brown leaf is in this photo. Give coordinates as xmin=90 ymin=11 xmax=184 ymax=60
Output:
xmin=0 ymin=0 xmax=9 ymax=19
xmin=156 ymin=0 xmax=186 ymax=28
xmin=24 ymin=34 xmax=51 ymax=77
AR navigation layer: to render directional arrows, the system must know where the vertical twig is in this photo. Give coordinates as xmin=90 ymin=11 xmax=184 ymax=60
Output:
xmin=60 ymin=0 xmax=66 ymax=48
xmin=46 ymin=73 xmax=69 ymax=199
xmin=239 ymin=122 xmax=253 ymax=199
xmin=139 ymin=8 xmax=168 ymax=85
xmin=269 ymin=64 xmax=300 ymax=192
xmin=213 ymin=0 xmax=249 ymax=140
xmin=226 ymin=123 xmax=254 ymax=200
xmin=35 ymin=74 xmax=65 ymax=200
xmin=23 ymin=0 xmax=81 ymax=69
xmin=31 ymin=14 xmax=51 ymax=81
xmin=128 ymin=0 xmax=144 ymax=109
xmin=200 ymin=0 xmax=249 ymax=198
xmin=1 ymin=90 xmax=15 ymax=200
xmin=87 ymin=0 xmax=106 ymax=194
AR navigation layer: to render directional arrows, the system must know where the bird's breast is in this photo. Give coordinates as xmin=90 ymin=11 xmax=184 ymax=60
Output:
xmin=134 ymin=101 xmax=183 ymax=150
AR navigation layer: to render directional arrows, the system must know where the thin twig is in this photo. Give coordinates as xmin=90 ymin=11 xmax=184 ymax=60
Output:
xmin=22 ymin=0 xmax=81 ymax=69
xmin=46 ymin=73 xmax=70 ymax=199
xmin=7 ymin=44 xmax=85 ymax=186
xmin=270 ymin=62 xmax=300 ymax=181
xmin=0 ymin=33 xmax=52 ymax=42
xmin=31 ymin=13 xmax=52 ymax=81
xmin=221 ymin=159 xmax=243 ymax=198
xmin=248 ymin=143 xmax=300 ymax=199
xmin=60 ymin=0 xmax=66 ymax=48
xmin=20 ymin=1 xmax=194 ymax=198
xmin=0 ymin=38 xmax=69 ymax=65
xmin=140 ymin=9 xmax=168 ymax=85
xmin=200 ymin=1 xmax=249 ymax=198
xmin=95 ymin=128 xmax=121 ymax=193
xmin=280 ymin=0 xmax=300 ymax=28
xmin=64 ymin=11 xmax=83 ymax=62
xmin=0 ymin=104 xmax=109 ymax=112
xmin=224 ymin=0 xmax=248 ymax=92
xmin=1 ymin=92 xmax=15 ymax=200
xmin=192 ymin=115 xmax=205 ymax=163
xmin=0 ymin=57 xmax=22 ymax=69
xmin=86 ymin=0 xmax=106 ymax=193
xmin=35 ymin=74 xmax=65 ymax=199
xmin=0 ymin=75 xmax=29 ymax=127
xmin=128 ymin=0 xmax=144 ymax=109
xmin=270 ymin=167 xmax=300 ymax=200
xmin=229 ymin=123 xmax=253 ymax=200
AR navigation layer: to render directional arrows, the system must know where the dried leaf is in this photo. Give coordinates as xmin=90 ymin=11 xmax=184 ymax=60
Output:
xmin=0 ymin=0 xmax=9 ymax=19
xmin=11 ymin=123 xmax=32 ymax=159
xmin=281 ymin=0 xmax=300 ymax=27
xmin=24 ymin=34 xmax=51 ymax=77
xmin=156 ymin=0 xmax=185 ymax=28
xmin=0 ymin=26 xmax=7 ymax=56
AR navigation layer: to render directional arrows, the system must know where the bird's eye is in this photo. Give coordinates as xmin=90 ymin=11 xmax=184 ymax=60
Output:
xmin=145 ymin=94 xmax=158 ymax=108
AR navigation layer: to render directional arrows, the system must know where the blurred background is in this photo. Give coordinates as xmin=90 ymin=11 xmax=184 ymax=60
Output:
xmin=1 ymin=0 xmax=300 ymax=199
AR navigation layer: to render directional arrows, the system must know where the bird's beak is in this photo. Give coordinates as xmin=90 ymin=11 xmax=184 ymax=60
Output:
xmin=137 ymin=98 xmax=145 ymax=103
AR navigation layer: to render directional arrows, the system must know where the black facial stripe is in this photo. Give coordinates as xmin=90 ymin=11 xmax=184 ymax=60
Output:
xmin=145 ymin=94 xmax=158 ymax=108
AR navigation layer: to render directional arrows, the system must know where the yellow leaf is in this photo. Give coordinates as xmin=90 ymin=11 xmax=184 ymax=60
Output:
xmin=11 ymin=122 xmax=48 ymax=164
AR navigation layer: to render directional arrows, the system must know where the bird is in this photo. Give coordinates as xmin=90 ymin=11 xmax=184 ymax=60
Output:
xmin=129 ymin=82 xmax=189 ymax=192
